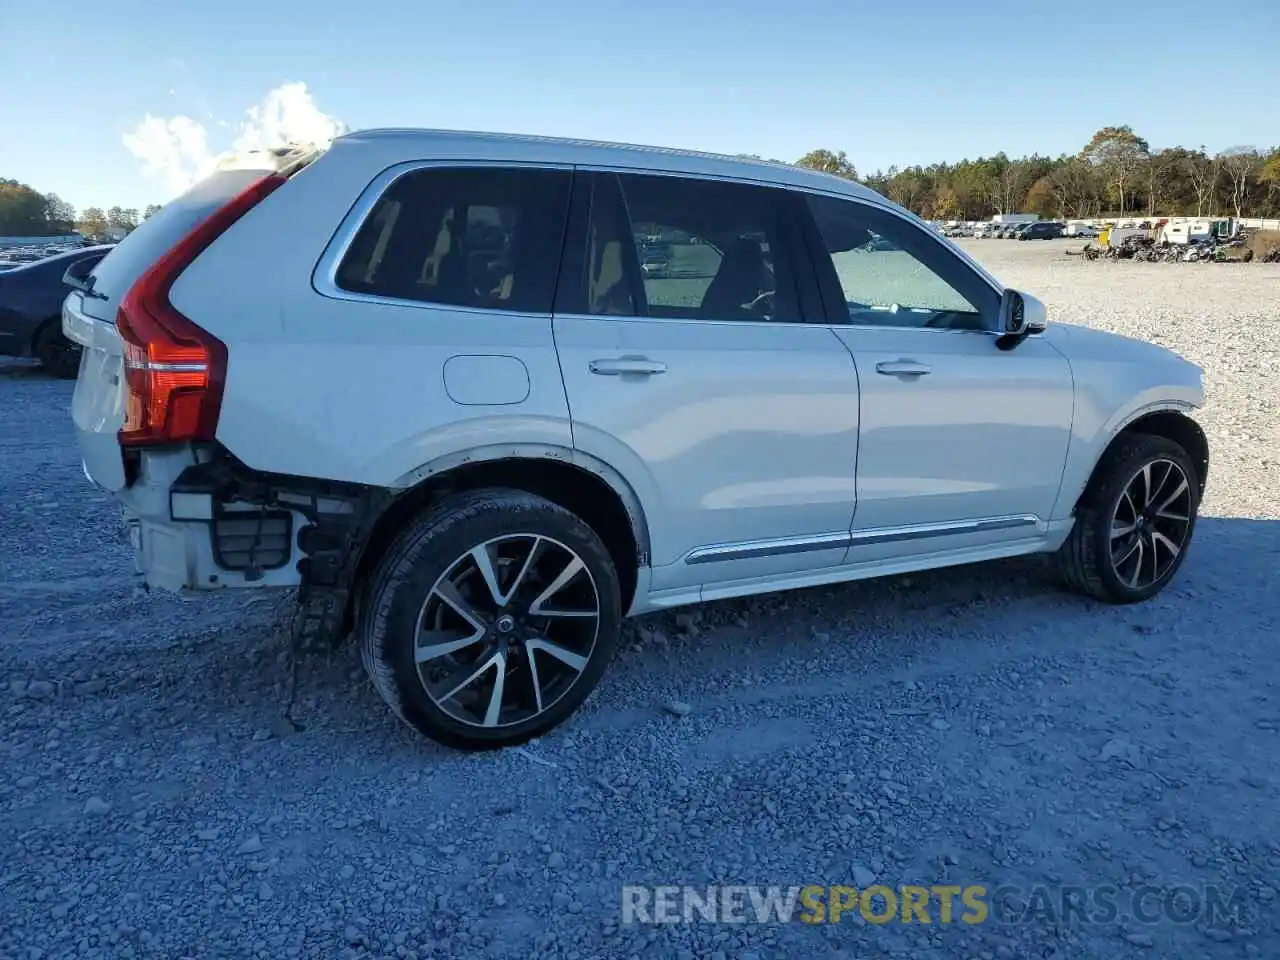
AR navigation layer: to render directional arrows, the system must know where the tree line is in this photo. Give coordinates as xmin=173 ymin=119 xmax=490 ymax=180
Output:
xmin=792 ymin=128 xmax=1280 ymax=222
xmin=0 ymin=180 xmax=162 ymax=238
xmin=4 ymin=126 xmax=1279 ymax=236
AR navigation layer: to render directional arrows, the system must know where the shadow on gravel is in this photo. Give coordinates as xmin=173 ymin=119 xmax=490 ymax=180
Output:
xmin=0 ymin=359 xmax=58 ymax=379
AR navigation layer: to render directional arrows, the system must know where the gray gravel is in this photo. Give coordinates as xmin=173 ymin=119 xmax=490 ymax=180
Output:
xmin=2 ymin=241 xmax=1278 ymax=959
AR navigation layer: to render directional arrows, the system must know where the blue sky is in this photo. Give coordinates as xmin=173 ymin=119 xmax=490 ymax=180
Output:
xmin=2 ymin=0 xmax=1276 ymax=212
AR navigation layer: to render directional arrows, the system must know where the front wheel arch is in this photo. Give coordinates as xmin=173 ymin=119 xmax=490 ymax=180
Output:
xmin=33 ymin=317 xmax=81 ymax=377
xmin=1077 ymin=410 xmax=1208 ymax=513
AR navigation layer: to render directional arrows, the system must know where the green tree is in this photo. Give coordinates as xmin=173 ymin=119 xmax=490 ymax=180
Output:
xmin=1259 ymin=152 xmax=1280 ymax=211
xmin=0 ymin=179 xmax=54 ymax=234
xmin=107 ymin=206 xmax=139 ymax=234
xmin=795 ymin=149 xmax=857 ymax=180
xmin=143 ymin=203 xmax=163 ymax=220
xmin=44 ymin=193 xmax=76 ymax=232
xmin=78 ymin=206 xmax=109 ymax=238
xmin=1080 ymin=126 xmax=1150 ymax=215
xmin=1050 ymin=158 xmax=1102 ymax=218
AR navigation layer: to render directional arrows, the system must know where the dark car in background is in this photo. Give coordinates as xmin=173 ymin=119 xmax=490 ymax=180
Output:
xmin=0 ymin=246 xmax=114 ymax=377
xmin=1018 ymin=221 xmax=1065 ymax=241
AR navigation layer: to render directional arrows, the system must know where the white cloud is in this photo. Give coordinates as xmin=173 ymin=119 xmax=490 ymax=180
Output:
xmin=123 ymin=82 xmax=347 ymax=200
xmin=121 ymin=114 xmax=218 ymax=199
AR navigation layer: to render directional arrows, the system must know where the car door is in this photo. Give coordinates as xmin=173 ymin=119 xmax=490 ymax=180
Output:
xmin=552 ymin=171 xmax=861 ymax=597
xmin=796 ymin=192 xmax=1074 ymax=563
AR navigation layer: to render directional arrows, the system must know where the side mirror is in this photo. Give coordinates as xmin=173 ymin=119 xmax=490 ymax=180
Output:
xmin=997 ymin=289 xmax=1048 ymax=350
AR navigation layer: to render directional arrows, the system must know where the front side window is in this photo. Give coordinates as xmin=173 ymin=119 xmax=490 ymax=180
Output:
xmin=335 ymin=166 xmax=571 ymax=313
xmin=579 ymin=172 xmax=803 ymax=323
xmin=806 ymin=194 xmax=997 ymax=330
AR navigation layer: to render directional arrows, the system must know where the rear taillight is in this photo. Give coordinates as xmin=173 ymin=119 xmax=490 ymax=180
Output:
xmin=117 ymin=173 xmax=286 ymax=447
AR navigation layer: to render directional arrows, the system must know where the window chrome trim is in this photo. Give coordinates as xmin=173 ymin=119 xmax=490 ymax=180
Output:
xmin=310 ymin=157 xmax=1007 ymax=329
xmin=575 ymin=163 xmax=1005 ymax=299
xmin=311 ymin=159 xmax=574 ymax=312
xmin=684 ymin=515 xmax=1041 ymax=564
xmin=574 ymin=162 xmax=1004 ymax=334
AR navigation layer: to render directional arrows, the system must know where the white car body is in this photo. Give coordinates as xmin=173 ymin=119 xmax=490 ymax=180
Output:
xmin=62 ymin=129 xmax=1208 ymax=746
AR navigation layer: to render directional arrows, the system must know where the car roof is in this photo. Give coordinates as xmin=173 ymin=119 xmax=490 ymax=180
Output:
xmin=0 ymin=244 xmax=113 ymax=274
xmin=334 ymin=127 xmax=886 ymax=205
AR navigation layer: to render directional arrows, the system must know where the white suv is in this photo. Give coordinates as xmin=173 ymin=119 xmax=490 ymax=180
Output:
xmin=64 ymin=130 xmax=1208 ymax=750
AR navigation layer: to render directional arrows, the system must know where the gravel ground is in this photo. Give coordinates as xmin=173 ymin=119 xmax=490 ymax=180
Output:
xmin=2 ymin=240 xmax=1278 ymax=960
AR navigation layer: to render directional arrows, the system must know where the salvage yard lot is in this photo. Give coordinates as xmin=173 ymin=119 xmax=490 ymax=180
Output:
xmin=2 ymin=241 xmax=1278 ymax=960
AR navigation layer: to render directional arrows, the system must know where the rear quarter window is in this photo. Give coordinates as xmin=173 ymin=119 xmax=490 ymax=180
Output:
xmin=334 ymin=166 xmax=572 ymax=314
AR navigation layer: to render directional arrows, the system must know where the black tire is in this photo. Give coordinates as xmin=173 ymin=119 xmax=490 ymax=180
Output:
xmin=1054 ymin=433 xmax=1200 ymax=604
xmin=358 ymin=488 xmax=622 ymax=750
xmin=34 ymin=320 xmax=80 ymax=378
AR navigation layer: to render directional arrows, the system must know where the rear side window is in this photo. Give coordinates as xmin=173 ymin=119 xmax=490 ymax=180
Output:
xmin=335 ymin=167 xmax=572 ymax=313
xmin=568 ymin=172 xmax=804 ymax=323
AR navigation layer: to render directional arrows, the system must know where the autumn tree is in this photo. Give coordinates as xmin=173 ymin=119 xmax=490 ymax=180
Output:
xmin=1024 ymin=176 xmax=1058 ymax=218
xmin=795 ymin=149 xmax=857 ymax=180
xmin=932 ymin=186 xmax=960 ymax=220
xmin=1080 ymin=126 xmax=1150 ymax=215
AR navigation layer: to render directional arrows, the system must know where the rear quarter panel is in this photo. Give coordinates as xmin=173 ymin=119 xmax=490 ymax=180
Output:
xmin=167 ymin=142 xmax=574 ymax=487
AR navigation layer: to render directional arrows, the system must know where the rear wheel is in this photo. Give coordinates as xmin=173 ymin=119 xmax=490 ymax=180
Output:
xmin=1054 ymin=434 xmax=1199 ymax=603
xmin=34 ymin=320 xmax=80 ymax=378
xmin=359 ymin=488 xmax=622 ymax=750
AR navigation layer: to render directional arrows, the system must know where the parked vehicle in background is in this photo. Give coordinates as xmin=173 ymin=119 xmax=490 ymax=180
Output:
xmin=0 ymin=245 xmax=114 ymax=376
xmin=1158 ymin=218 xmax=1240 ymax=246
xmin=971 ymin=222 xmax=999 ymax=238
xmin=1066 ymin=222 xmax=1101 ymax=238
xmin=992 ymin=213 xmax=1039 ymax=226
xmin=65 ymin=130 xmax=1208 ymax=751
xmin=1018 ymin=222 xmax=1065 ymax=240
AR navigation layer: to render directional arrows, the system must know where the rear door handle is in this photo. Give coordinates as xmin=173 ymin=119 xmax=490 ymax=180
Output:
xmin=589 ymin=357 xmax=667 ymax=377
xmin=875 ymin=359 xmax=932 ymax=378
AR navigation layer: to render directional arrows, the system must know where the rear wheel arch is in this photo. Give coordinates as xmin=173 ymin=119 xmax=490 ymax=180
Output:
xmin=348 ymin=450 xmax=650 ymax=631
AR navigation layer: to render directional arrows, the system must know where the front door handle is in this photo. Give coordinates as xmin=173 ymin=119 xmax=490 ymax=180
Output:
xmin=875 ymin=359 xmax=932 ymax=378
xmin=589 ymin=357 xmax=668 ymax=377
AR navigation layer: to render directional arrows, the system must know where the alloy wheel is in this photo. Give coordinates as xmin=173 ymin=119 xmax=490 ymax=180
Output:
xmin=413 ymin=534 xmax=601 ymax=729
xmin=1109 ymin=458 xmax=1193 ymax=590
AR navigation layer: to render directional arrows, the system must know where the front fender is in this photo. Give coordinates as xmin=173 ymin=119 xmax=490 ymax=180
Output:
xmin=1053 ymin=393 xmax=1202 ymax=519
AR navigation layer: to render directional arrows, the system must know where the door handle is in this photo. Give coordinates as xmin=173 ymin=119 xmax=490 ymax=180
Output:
xmin=589 ymin=357 xmax=668 ymax=377
xmin=875 ymin=359 xmax=932 ymax=378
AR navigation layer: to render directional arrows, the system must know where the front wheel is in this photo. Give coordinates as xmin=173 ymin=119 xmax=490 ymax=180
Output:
xmin=358 ymin=488 xmax=622 ymax=750
xmin=1054 ymin=434 xmax=1200 ymax=603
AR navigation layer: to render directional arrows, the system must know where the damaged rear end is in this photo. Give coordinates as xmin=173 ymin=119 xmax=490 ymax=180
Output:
xmin=62 ymin=145 xmax=371 ymax=607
